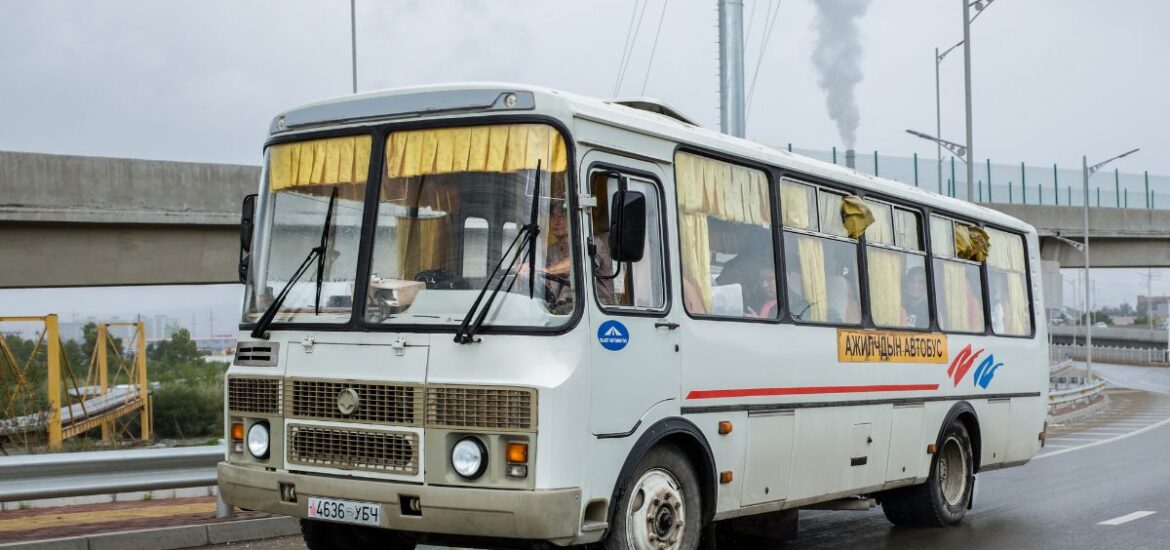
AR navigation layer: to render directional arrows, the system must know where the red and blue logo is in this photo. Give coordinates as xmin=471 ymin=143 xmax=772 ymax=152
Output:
xmin=947 ymin=344 xmax=1003 ymax=389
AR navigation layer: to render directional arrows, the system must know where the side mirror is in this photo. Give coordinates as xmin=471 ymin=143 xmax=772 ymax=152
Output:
xmin=239 ymin=194 xmax=257 ymax=283
xmin=609 ymin=190 xmax=646 ymax=263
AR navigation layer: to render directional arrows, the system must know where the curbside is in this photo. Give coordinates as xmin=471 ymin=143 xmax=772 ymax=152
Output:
xmin=0 ymin=517 xmax=299 ymax=550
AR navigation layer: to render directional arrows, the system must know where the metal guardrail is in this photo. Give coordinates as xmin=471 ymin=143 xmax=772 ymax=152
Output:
xmin=1048 ymin=379 xmax=1107 ymax=416
xmin=1051 ymin=343 xmax=1168 ymax=365
xmin=0 ymin=446 xmax=222 ymax=502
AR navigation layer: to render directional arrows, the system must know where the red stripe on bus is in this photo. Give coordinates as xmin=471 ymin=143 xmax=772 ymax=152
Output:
xmin=685 ymin=384 xmax=941 ymax=400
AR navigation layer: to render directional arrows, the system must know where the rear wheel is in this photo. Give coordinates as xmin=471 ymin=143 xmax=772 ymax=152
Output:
xmin=601 ymin=445 xmax=703 ymax=550
xmin=881 ymin=420 xmax=974 ymax=527
xmin=300 ymin=519 xmax=416 ymax=550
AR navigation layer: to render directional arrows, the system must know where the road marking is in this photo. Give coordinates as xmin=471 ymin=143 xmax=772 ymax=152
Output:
xmin=1099 ymin=511 xmax=1157 ymax=526
xmin=1036 ymin=416 xmax=1170 ymax=460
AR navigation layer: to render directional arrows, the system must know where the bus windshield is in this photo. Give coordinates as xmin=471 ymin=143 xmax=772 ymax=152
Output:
xmin=365 ymin=123 xmax=575 ymax=329
xmin=242 ymin=135 xmax=372 ymax=325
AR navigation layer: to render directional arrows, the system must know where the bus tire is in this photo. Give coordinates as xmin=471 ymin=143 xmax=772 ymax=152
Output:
xmin=299 ymin=519 xmax=416 ymax=550
xmin=601 ymin=444 xmax=703 ymax=550
xmin=881 ymin=421 xmax=974 ymax=527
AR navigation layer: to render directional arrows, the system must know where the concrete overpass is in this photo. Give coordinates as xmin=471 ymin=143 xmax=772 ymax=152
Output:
xmin=2 ymin=150 xmax=1168 ymax=288
xmin=985 ymin=204 xmax=1170 ymax=268
xmin=0 ymin=150 xmax=257 ymax=288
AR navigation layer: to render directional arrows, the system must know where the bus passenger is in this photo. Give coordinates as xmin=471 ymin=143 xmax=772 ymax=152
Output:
xmin=745 ymin=264 xmax=778 ymax=319
xmin=903 ymin=266 xmax=929 ymax=328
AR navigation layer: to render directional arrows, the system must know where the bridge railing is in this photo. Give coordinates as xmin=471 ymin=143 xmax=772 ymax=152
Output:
xmin=786 ymin=146 xmax=1168 ymax=209
xmin=1051 ymin=342 xmax=1168 ymax=366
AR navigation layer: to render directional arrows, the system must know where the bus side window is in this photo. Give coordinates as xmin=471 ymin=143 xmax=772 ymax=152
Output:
xmin=864 ymin=202 xmax=929 ymax=329
xmin=589 ymin=171 xmax=666 ymax=311
xmin=780 ymin=180 xmax=861 ymax=325
xmin=674 ymin=152 xmax=776 ymax=320
xmin=986 ymin=227 xmax=1031 ymax=335
xmin=931 ymin=215 xmax=987 ymax=333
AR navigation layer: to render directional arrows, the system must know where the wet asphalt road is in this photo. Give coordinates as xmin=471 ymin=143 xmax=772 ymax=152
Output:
xmin=205 ymin=363 xmax=1170 ymax=550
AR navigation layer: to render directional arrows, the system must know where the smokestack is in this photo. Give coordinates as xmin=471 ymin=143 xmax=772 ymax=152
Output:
xmin=845 ymin=149 xmax=856 ymax=169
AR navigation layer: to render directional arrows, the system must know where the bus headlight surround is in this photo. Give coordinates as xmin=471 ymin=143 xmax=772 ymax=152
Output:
xmin=452 ymin=437 xmax=488 ymax=479
xmin=247 ymin=422 xmax=270 ymax=459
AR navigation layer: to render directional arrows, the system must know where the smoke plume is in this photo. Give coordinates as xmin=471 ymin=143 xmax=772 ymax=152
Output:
xmin=810 ymin=0 xmax=870 ymax=150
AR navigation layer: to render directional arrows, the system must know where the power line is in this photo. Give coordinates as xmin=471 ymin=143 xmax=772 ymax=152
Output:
xmin=641 ymin=0 xmax=670 ymax=96
xmin=744 ymin=0 xmax=759 ymax=51
xmin=613 ymin=0 xmax=641 ymax=96
xmin=746 ymin=0 xmax=782 ymax=119
xmin=613 ymin=0 xmax=650 ymax=96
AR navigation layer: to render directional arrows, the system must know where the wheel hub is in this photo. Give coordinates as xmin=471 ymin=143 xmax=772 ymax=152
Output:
xmin=626 ymin=469 xmax=686 ymax=550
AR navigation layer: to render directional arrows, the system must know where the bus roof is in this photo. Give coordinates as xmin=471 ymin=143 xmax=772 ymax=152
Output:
xmin=272 ymin=82 xmax=1034 ymax=234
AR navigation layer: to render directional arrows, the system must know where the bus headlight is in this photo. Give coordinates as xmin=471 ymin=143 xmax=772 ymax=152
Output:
xmin=451 ymin=437 xmax=487 ymax=479
xmin=247 ymin=422 xmax=270 ymax=459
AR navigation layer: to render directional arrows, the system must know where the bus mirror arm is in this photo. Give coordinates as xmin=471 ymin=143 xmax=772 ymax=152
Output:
xmin=238 ymin=194 xmax=257 ymax=283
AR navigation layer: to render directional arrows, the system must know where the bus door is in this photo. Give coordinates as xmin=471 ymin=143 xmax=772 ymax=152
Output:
xmin=580 ymin=153 xmax=679 ymax=436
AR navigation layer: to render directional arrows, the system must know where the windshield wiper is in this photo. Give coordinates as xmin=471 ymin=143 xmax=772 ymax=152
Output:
xmin=454 ymin=162 xmax=542 ymax=344
xmin=250 ymin=186 xmax=338 ymax=339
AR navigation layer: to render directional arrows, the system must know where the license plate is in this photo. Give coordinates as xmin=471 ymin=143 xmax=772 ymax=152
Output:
xmin=307 ymin=496 xmax=383 ymax=527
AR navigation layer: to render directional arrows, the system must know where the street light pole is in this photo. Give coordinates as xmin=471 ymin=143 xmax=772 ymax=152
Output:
xmin=1081 ymin=147 xmax=1140 ymax=381
xmin=1082 ymin=155 xmax=1092 ymax=382
xmin=962 ymin=0 xmax=975 ymax=202
xmin=935 ymin=47 xmax=943 ymax=194
xmin=350 ymin=0 xmax=358 ymax=94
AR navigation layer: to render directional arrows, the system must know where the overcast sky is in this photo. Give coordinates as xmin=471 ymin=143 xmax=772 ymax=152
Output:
xmin=1 ymin=0 xmax=1167 ymax=325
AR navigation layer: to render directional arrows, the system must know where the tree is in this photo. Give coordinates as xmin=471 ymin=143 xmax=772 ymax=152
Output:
xmin=147 ymin=328 xmax=201 ymax=367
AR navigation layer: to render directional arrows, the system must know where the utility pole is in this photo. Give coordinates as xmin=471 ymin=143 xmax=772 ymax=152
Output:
xmin=718 ymin=0 xmax=745 ymax=137
xmin=962 ymin=0 xmax=975 ymax=201
xmin=351 ymin=0 xmax=358 ymax=94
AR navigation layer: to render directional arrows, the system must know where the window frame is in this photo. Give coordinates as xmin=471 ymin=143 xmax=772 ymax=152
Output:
xmin=777 ymin=176 xmax=865 ymax=327
xmin=928 ymin=213 xmax=992 ymax=335
xmin=984 ymin=225 xmax=1036 ymax=338
xmin=585 ymin=161 xmax=673 ymax=318
xmin=861 ymin=197 xmax=932 ymax=332
xmin=238 ymin=114 xmax=585 ymax=337
xmin=672 ymin=147 xmax=781 ymax=325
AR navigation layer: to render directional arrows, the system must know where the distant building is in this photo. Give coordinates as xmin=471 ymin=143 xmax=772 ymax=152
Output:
xmin=1137 ymin=296 xmax=1170 ymax=318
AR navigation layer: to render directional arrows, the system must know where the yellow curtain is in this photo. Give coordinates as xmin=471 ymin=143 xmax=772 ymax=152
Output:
xmin=841 ymin=196 xmax=875 ymax=238
xmin=394 ymin=183 xmax=457 ymax=276
xmin=385 ymin=124 xmax=567 ymax=178
xmin=988 ymin=229 xmax=1029 ymax=334
xmin=864 ymin=200 xmax=894 ymax=245
xmin=781 ymin=180 xmax=813 ymax=229
xmin=942 ymin=261 xmax=971 ymax=331
xmin=795 ymin=235 xmax=828 ymax=322
xmin=675 ymin=152 xmax=771 ymax=225
xmin=269 ymin=136 xmax=371 ymax=192
xmin=867 ymin=248 xmax=905 ymax=327
xmin=675 ymin=152 xmax=770 ymax=315
xmin=680 ymin=213 xmax=712 ymax=313
xmin=954 ymin=224 xmax=990 ymax=262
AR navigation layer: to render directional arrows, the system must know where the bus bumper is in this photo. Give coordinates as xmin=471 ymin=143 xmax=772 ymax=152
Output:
xmin=217 ymin=462 xmax=585 ymax=544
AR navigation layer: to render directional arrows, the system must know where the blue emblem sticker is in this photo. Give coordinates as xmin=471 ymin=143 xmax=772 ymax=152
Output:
xmin=597 ymin=320 xmax=630 ymax=351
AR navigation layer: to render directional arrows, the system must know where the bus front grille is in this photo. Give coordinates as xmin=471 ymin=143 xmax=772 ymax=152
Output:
xmin=286 ymin=379 xmax=422 ymax=426
xmin=287 ymin=425 xmax=419 ymax=475
xmin=227 ymin=376 xmax=282 ymax=415
xmin=426 ymin=385 xmax=537 ymax=431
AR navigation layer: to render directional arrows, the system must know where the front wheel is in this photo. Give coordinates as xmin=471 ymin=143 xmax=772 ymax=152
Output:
xmin=300 ymin=519 xmax=416 ymax=550
xmin=881 ymin=420 xmax=974 ymax=527
xmin=601 ymin=445 xmax=703 ymax=550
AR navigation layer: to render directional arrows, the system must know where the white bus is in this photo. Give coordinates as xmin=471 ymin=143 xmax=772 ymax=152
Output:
xmin=219 ymin=83 xmax=1047 ymax=550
